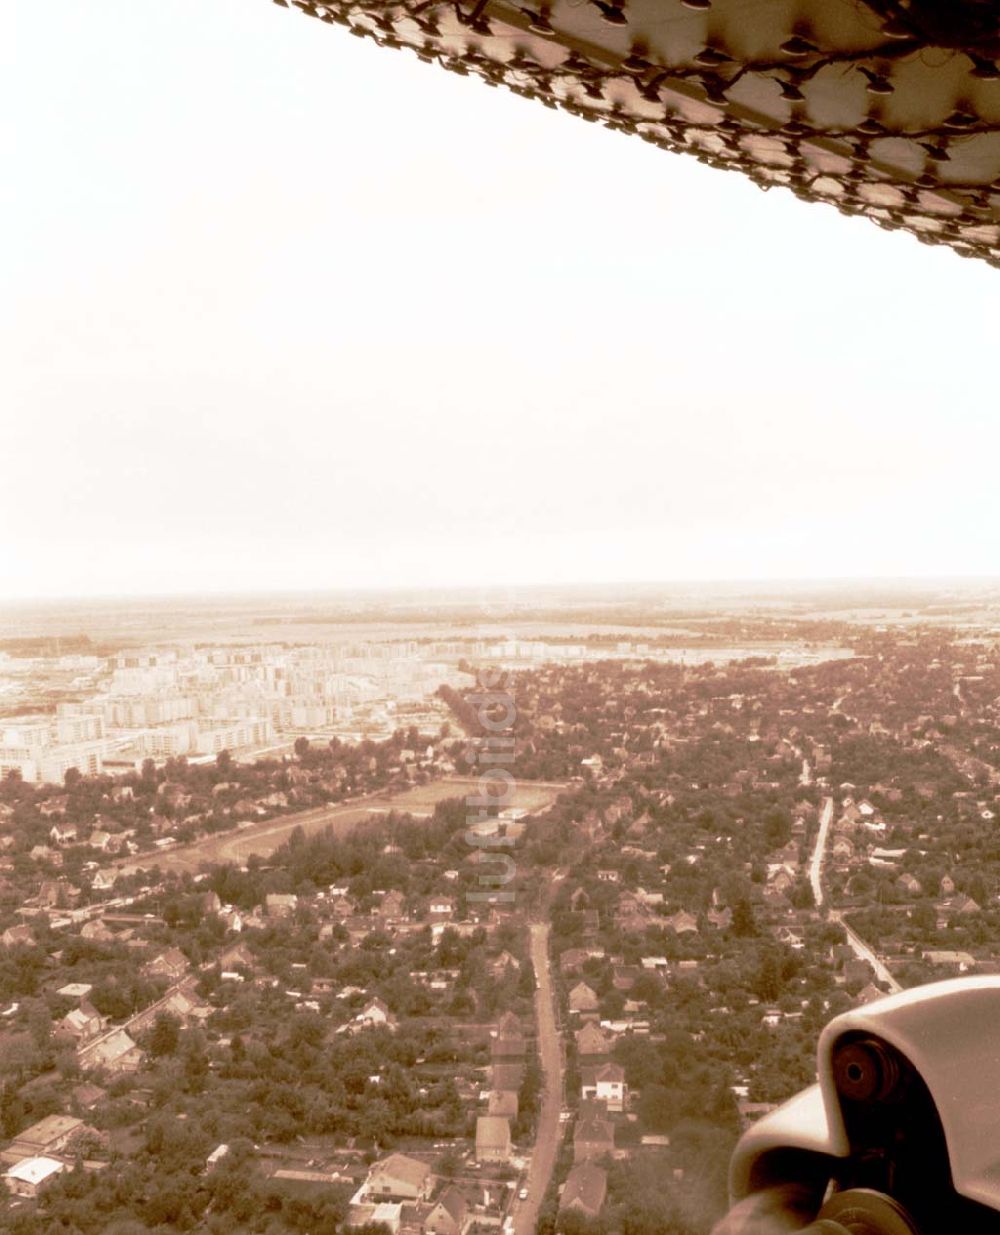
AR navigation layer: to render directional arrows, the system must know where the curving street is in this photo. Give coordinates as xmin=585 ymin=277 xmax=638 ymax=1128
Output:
xmin=810 ymin=793 xmax=902 ymax=993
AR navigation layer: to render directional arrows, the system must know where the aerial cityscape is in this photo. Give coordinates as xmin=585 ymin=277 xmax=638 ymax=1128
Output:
xmin=0 ymin=583 xmax=998 ymax=1233
xmin=11 ymin=0 xmax=1000 ymax=1231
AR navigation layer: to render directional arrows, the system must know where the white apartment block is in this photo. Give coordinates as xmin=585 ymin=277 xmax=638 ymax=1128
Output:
xmin=131 ymin=717 xmax=273 ymax=757
xmin=103 ymin=695 xmax=197 ymax=728
xmin=193 ymin=717 xmax=273 ymax=755
xmin=0 ymin=715 xmax=107 ymax=785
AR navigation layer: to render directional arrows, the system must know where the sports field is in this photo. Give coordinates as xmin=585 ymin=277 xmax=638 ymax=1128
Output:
xmin=118 ymin=776 xmax=566 ymax=875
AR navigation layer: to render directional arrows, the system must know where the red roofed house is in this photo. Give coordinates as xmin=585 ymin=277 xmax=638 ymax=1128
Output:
xmin=560 ymin=1164 xmax=607 ymax=1219
xmin=423 ymin=1186 xmax=469 ymax=1235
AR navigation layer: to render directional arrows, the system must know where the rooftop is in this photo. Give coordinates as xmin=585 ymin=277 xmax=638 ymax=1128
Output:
xmin=5 ymin=1156 xmax=65 ymax=1187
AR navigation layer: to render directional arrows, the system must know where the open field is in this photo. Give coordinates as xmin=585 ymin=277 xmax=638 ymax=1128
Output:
xmin=118 ymin=776 xmax=567 ymax=875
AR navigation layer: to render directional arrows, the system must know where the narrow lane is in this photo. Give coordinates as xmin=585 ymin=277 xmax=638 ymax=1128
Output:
xmin=809 ymin=793 xmax=902 ymax=993
xmin=514 ymin=922 xmax=564 ymax=1235
xmin=808 ymin=795 xmax=834 ymax=909
xmin=829 ymin=910 xmax=902 ymax=993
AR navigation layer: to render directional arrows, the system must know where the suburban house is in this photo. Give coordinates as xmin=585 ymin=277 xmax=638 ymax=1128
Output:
xmin=4 ymin=1157 xmax=65 ymax=1198
xmin=355 ymin=997 xmax=397 ymax=1031
xmin=143 ymin=948 xmax=189 ymax=981
xmin=378 ymin=890 xmax=406 ymax=921
xmin=487 ymin=1090 xmax=518 ymax=1118
xmin=831 ymin=836 xmax=855 ymax=861
xmin=77 ymin=1028 xmax=144 ymax=1074
xmin=215 ymin=941 xmax=255 ymax=971
xmin=575 ymin=1023 xmax=613 ymax=1057
xmin=475 ymin=1115 xmax=511 ymax=1163
xmin=489 ymin=950 xmax=520 ymax=979
xmin=495 ymin=1010 xmax=522 ymax=1039
xmin=491 ymin=1030 xmax=526 ymax=1059
xmin=38 ymin=797 xmax=69 ymax=818
xmin=265 ymin=893 xmax=298 ymax=918
xmin=87 ymin=831 xmax=122 ymax=854
xmin=580 ymin=1062 xmax=627 ymax=1111
xmin=568 ymin=982 xmax=599 ymax=1014
xmin=423 ymin=1186 xmax=469 ymax=1235
xmin=7 ymin=1115 xmax=84 ymax=1160
xmin=128 ymin=982 xmax=210 ymax=1035
xmin=663 ymin=910 xmax=698 ymax=935
xmin=491 ymin=1062 xmax=525 ymax=1092
xmin=898 ymin=872 xmax=922 ymax=896
xmin=611 ymin=965 xmax=639 ymax=992
xmin=91 ymin=868 xmax=118 ymax=893
xmin=37 ymin=879 xmax=78 ymax=907
xmin=57 ymin=1001 xmax=105 ymax=1045
xmin=71 ymin=1084 xmax=106 ymax=1114
xmin=573 ymin=1116 xmax=615 ymax=1163
xmin=559 ymin=948 xmax=593 ymax=974
xmin=370 ymin=1203 xmax=403 ymax=1234
xmin=560 ymin=1163 xmax=607 ymax=1218
xmin=366 ymin=1153 xmax=433 ymax=1201
xmin=923 ymin=949 xmax=976 ymax=972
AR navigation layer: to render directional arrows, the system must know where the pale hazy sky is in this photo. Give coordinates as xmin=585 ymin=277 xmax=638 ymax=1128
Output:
xmin=5 ymin=0 xmax=998 ymax=600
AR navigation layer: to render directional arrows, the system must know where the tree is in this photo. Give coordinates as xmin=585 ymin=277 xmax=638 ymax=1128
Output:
xmin=216 ymin=749 xmax=233 ymax=775
xmin=763 ymin=808 xmax=791 ymax=850
xmin=730 ymin=897 xmax=757 ymax=938
xmin=181 ymin=1029 xmax=210 ymax=1094
xmin=0 ymin=1082 xmax=25 ymax=1138
xmin=437 ymin=1149 xmax=461 ymax=1178
xmin=750 ymin=946 xmax=783 ymax=1003
xmin=789 ymin=879 xmax=815 ymax=910
xmin=149 ymin=1013 xmax=180 ymax=1058
xmin=636 ymin=1082 xmax=675 ymax=1132
xmin=294 ymin=737 xmax=310 ymax=759
xmin=25 ymin=999 xmax=53 ymax=1049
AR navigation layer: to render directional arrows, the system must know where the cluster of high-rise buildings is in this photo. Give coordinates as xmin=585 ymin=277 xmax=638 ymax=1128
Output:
xmin=0 ymin=711 xmax=106 ymax=786
xmin=0 ymin=632 xmax=817 ymax=786
xmin=0 ymin=642 xmax=470 ymax=784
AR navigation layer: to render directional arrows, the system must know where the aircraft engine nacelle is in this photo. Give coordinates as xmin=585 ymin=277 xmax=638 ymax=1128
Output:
xmin=728 ymin=977 xmax=1000 ymax=1234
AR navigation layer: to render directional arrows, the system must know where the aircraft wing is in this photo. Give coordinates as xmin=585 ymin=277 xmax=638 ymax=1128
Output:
xmin=273 ymin=0 xmax=1000 ymax=267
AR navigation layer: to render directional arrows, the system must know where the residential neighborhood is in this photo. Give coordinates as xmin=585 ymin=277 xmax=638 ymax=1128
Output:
xmin=0 ymin=616 xmax=999 ymax=1233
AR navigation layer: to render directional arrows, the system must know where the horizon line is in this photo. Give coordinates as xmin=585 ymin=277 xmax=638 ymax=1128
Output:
xmin=2 ymin=573 xmax=1000 ymax=609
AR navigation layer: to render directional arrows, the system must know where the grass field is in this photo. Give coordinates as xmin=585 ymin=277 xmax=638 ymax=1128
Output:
xmin=119 ymin=776 xmax=566 ymax=875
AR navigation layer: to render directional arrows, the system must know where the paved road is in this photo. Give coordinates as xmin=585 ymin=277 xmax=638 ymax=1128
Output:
xmin=809 ymin=794 xmax=902 ymax=993
xmin=513 ymin=922 xmax=564 ymax=1235
xmin=940 ymin=742 xmax=1000 ymax=788
xmin=808 ymin=795 xmax=835 ymax=908
xmin=830 ymin=910 xmax=903 ymax=993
